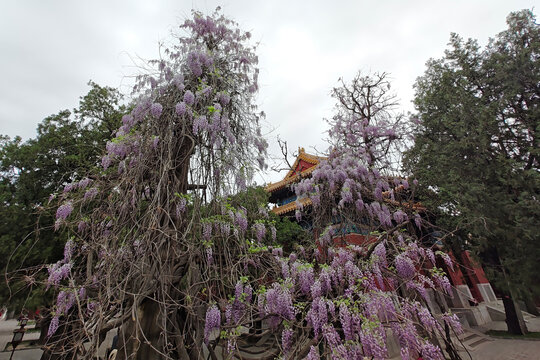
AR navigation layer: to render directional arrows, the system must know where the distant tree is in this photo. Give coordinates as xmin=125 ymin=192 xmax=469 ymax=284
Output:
xmin=0 ymin=82 xmax=125 ymax=311
xmin=271 ymin=214 xmax=311 ymax=250
xmin=327 ymin=72 xmax=410 ymax=174
xmin=404 ymin=9 xmax=539 ymax=334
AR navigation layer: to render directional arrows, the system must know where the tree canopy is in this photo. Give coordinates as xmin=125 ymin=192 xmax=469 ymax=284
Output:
xmin=327 ymin=72 xmax=409 ymax=174
xmin=404 ymin=9 xmax=539 ymax=333
xmin=0 ymin=81 xmax=125 ymax=311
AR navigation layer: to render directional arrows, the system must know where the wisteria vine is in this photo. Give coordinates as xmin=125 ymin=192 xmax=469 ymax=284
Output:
xmin=41 ymin=9 xmax=463 ymax=360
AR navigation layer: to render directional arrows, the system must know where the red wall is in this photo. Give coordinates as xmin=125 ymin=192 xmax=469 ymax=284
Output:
xmin=332 ymin=234 xmax=377 ymax=249
xmin=445 ymin=253 xmax=467 ymax=286
xmin=461 ymin=251 xmax=490 ymax=284
xmin=293 ymin=159 xmax=316 ymax=175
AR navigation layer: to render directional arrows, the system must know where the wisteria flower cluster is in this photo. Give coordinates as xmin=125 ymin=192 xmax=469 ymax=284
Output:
xmin=41 ymin=9 xmax=462 ymax=360
xmin=201 ymin=237 xmax=457 ymax=359
xmin=40 ymin=9 xmax=275 ymax=358
xmin=197 ymin=71 xmax=463 ymax=359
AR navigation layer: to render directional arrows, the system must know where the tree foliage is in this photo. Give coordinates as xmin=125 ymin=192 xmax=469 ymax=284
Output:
xmin=404 ymin=9 xmax=539 ymax=330
xmin=0 ymin=82 xmax=125 ymax=311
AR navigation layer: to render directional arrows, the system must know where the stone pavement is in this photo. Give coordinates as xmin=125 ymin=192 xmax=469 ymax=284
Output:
xmin=0 ymin=348 xmax=42 ymax=360
xmin=0 ymin=319 xmax=17 ymax=351
xmin=463 ymin=314 xmax=540 ymax=360
xmin=0 ymin=319 xmax=42 ymax=359
xmin=468 ymin=338 xmax=540 ymax=360
xmin=0 ymin=320 xmax=39 ymax=351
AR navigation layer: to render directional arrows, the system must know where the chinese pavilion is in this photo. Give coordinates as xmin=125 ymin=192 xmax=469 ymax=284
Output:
xmin=266 ymin=148 xmax=323 ymax=217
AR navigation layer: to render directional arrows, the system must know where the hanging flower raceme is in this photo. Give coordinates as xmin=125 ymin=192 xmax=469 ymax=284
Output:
xmin=56 ymin=202 xmax=73 ymax=220
xmin=261 ymin=283 xmax=295 ymax=329
xmin=204 ymin=305 xmax=221 ymax=345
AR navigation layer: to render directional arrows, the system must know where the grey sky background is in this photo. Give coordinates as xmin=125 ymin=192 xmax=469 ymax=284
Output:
xmin=0 ymin=1 xmax=537 ymax=182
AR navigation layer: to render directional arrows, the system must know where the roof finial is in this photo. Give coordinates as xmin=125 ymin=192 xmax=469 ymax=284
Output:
xmin=299 ymin=147 xmax=305 ymax=153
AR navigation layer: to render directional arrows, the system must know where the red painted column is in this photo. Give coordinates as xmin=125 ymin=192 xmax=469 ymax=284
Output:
xmin=460 ymin=251 xmax=487 ymax=302
xmin=462 ymin=251 xmax=490 ymax=283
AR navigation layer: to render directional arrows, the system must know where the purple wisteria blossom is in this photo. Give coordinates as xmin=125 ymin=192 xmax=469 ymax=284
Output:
xmin=272 ymin=247 xmax=283 ymax=257
xmin=183 ymin=90 xmax=195 ymax=105
xmin=175 ymin=102 xmax=187 ymax=116
xmin=262 ymin=283 xmax=295 ymax=329
xmin=373 ymin=242 xmax=387 ymax=267
xmin=122 ymin=114 xmax=134 ymax=127
xmin=306 ymin=346 xmax=319 ymax=360
xmin=414 ymin=213 xmax=423 ymax=228
xmin=202 ymin=222 xmax=212 ymax=240
xmin=420 ymin=341 xmax=444 ymax=360
xmin=193 ymin=116 xmax=208 ymax=135
xmin=310 ymin=280 xmax=322 ymax=299
xmin=270 ymin=225 xmax=277 ymax=242
xmin=84 ymin=187 xmax=98 ymax=201
xmin=56 ymin=290 xmax=76 ymax=315
xmin=106 ymin=141 xmax=128 ymax=158
xmin=307 ymin=297 xmax=327 ymax=337
xmin=63 ymin=239 xmax=74 ymax=262
xmin=393 ymin=209 xmax=408 ymax=223
xmin=234 ymin=210 xmax=248 ymax=232
xmin=173 ymin=74 xmax=184 ymax=89
xmin=204 ymin=305 xmax=221 ymax=344
xmin=281 ymin=328 xmax=293 ymax=356
xmin=150 ymin=103 xmax=163 ymax=118
xmin=298 ymin=265 xmax=315 ymax=295
xmin=176 ymin=198 xmax=187 ymax=217
xmin=402 ymin=179 xmax=409 ymax=189
xmin=78 ymin=178 xmax=92 ymax=189
xmin=339 ymin=302 xmax=354 ymax=341
xmin=63 ymin=183 xmax=76 ymax=193
xmin=187 ymin=52 xmax=203 ymax=77
xmin=77 ymin=221 xmax=87 ymax=233
xmin=87 ymin=302 xmax=97 ymax=314
xmin=47 ymin=316 xmax=60 ymax=337
xmin=253 ymin=222 xmax=266 ymax=243
xmin=78 ymin=287 xmax=86 ymax=300
xmin=433 ymin=273 xmax=453 ymax=295
xmin=416 ymin=305 xmax=441 ymax=335
xmin=101 ymin=155 xmax=111 ymax=169
xmin=395 ymin=254 xmax=415 ymax=279
xmin=205 ymin=247 xmax=213 ymax=264
xmin=438 ymin=251 xmax=454 ymax=271
xmin=442 ymin=313 xmax=463 ymax=334
xmin=425 ymin=248 xmax=436 ymax=264
xmin=218 ymin=92 xmax=230 ymax=105
xmin=56 ymin=202 xmax=73 ymax=220
xmin=295 ymin=210 xmax=301 ymax=222
xmin=47 ymin=262 xmax=72 ymax=288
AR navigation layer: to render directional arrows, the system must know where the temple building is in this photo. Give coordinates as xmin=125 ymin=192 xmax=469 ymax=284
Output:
xmin=266 ymin=148 xmax=323 ymax=218
xmin=265 ymin=147 xmax=498 ymax=326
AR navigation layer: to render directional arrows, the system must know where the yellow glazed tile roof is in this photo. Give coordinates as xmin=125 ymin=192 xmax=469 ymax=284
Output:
xmin=265 ymin=148 xmax=326 ymax=193
xmin=271 ymin=198 xmax=312 ymax=215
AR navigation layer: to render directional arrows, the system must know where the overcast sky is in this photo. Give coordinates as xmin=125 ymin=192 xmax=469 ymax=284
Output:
xmin=0 ymin=0 xmax=536 ymax=182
